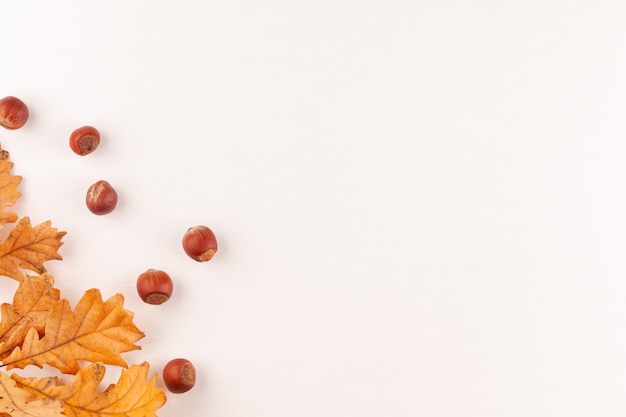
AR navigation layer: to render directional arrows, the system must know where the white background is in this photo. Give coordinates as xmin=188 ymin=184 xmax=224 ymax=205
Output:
xmin=1 ymin=1 xmax=626 ymax=416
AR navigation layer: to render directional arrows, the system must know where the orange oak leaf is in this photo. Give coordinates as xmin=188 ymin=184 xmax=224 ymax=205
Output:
xmin=12 ymin=362 xmax=166 ymax=417
xmin=0 ymin=217 xmax=66 ymax=281
xmin=0 ymin=274 xmax=60 ymax=360
xmin=0 ymin=372 xmax=63 ymax=417
xmin=0 ymin=148 xmax=22 ymax=228
xmin=2 ymin=289 xmax=145 ymax=374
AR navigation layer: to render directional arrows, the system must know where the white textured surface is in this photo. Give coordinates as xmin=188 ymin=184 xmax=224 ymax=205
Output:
xmin=1 ymin=1 xmax=626 ymax=416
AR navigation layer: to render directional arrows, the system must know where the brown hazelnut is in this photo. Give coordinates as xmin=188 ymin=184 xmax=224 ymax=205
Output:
xmin=86 ymin=180 xmax=118 ymax=215
xmin=0 ymin=96 xmax=29 ymax=130
xmin=182 ymin=225 xmax=217 ymax=262
xmin=163 ymin=358 xmax=196 ymax=393
xmin=70 ymin=125 xmax=100 ymax=156
xmin=136 ymin=269 xmax=173 ymax=305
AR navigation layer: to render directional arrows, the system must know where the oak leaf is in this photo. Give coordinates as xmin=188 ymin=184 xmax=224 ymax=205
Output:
xmin=0 ymin=274 xmax=60 ymax=360
xmin=12 ymin=362 xmax=166 ymax=417
xmin=2 ymin=289 xmax=144 ymax=374
xmin=0 ymin=217 xmax=66 ymax=282
xmin=0 ymin=148 xmax=22 ymax=228
xmin=0 ymin=372 xmax=63 ymax=417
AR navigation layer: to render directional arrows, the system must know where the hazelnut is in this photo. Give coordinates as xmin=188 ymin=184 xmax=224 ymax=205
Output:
xmin=136 ymin=269 xmax=173 ymax=305
xmin=86 ymin=180 xmax=118 ymax=215
xmin=0 ymin=96 xmax=29 ymax=130
xmin=163 ymin=358 xmax=196 ymax=393
xmin=182 ymin=225 xmax=217 ymax=262
xmin=70 ymin=125 xmax=100 ymax=156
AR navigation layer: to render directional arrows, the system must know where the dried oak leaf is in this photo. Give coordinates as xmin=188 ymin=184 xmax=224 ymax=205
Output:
xmin=0 ymin=274 xmax=60 ymax=360
xmin=2 ymin=289 xmax=144 ymax=374
xmin=0 ymin=372 xmax=63 ymax=417
xmin=0 ymin=148 xmax=22 ymax=228
xmin=12 ymin=362 xmax=166 ymax=417
xmin=0 ymin=217 xmax=66 ymax=282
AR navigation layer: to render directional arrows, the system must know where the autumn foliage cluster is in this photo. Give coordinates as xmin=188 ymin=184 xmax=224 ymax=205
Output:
xmin=0 ymin=148 xmax=165 ymax=417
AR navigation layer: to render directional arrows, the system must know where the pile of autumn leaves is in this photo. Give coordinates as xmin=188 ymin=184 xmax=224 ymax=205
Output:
xmin=0 ymin=149 xmax=165 ymax=416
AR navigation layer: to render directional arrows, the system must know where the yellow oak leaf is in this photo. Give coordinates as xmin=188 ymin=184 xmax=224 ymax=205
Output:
xmin=0 ymin=148 xmax=22 ymax=229
xmin=2 ymin=289 xmax=145 ymax=374
xmin=12 ymin=362 xmax=166 ymax=417
xmin=0 ymin=217 xmax=66 ymax=281
xmin=0 ymin=274 xmax=60 ymax=360
xmin=0 ymin=372 xmax=63 ymax=417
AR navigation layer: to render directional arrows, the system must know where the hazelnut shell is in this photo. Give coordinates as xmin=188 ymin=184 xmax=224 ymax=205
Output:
xmin=163 ymin=358 xmax=196 ymax=393
xmin=182 ymin=225 xmax=217 ymax=262
xmin=0 ymin=96 xmax=29 ymax=130
xmin=86 ymin=180 xmax=118 ymax=215
xmin=136 ymin=269 xmax=173 ymax=305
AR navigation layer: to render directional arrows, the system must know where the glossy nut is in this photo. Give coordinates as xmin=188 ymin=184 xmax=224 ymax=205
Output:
xmin=70 ymin=125 xmax=100 ymax=156
xmin=136 ymin=269 xmax=173 ymax=305
xmin=163 ymin=358 xmax=196 ymax=393
xmin=0 ymin=96 xmax=29 ymax=130
xmin=182 ymin=225 xmax=217 ymax=262
xmin=86 ymin=180 xmax=118 ymax=215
